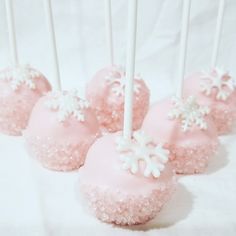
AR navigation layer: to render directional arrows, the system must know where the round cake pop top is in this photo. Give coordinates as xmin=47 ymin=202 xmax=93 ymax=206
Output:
xmin=183 ymin=67 xmax=236 ymax=134
xmin=0 ymin=64 xmax=51 ymax=135
xmin=24 ymin=90 xmax=101 ymax=171
xmin=78 ymin=130 xmax=176 ymax=225
xmin=86 ymin=65 xmax=150 ymax=133
xmin=142 ymin=96 xmax=219 ymax=174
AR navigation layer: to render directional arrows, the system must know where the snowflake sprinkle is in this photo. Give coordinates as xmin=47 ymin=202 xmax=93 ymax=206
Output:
xmin=0 ymin=64 xmax=40 ymax=90
xmin=116 ymin=131 xmax=169 ymax=178
xmin=200 ymin=67 xmax=235 ymax=101
xmin=45 ymin=90 xmax=90 ymax=122
xmin=105 ymin=66 xmax=141 ymax=96
xmin=168 ymin=96 xmax=210 ymax=132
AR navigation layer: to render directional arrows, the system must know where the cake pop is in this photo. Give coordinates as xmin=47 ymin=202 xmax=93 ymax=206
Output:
xmin=78 ymin=0 xmax=176 ymax=225
xmin=143 ymin=0 xmax=220 ymax=174
xmin=78 ymin=131 xmax=176 ymax=225
xmin=183 ymin=69 xmax=236 ymax=134
xmin=24 ymin=0 xmax=101 ymax=171
xmin=0 ymin=0 xmax=51 ymax=135
xmin=86 ymin=65 xmax=150 ymax=132
xmin=184 ymin=0 xmax=236 ymax=135
xmin=24 ymin=90 xmax=100 ymax=171
xmin=183 ymin=1 xmax=236 ymax=134
xmin=0 ymin=65 xmax=51 ymax=135
xmin=86 ymin=0 xmax=149 ymax=133
xmin=142 ymin=96 xmax=219 ymax=174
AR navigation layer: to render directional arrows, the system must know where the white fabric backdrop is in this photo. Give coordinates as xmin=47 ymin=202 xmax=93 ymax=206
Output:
xmin=0 ymin=0 xmax=236 ymax=235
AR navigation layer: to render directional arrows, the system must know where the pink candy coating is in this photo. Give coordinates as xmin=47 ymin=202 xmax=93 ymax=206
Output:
xmin=86 ymin=65 xmax=150 ymax=132
xmin=183 ymin=72 xmax=236 ymax=135
xmin=142 ymin=98 xmax=219 ymax=174
xmin=0 ymin=66 xmax=51 ymax=136
xmin=78 ymin=132 xmax=176 ymax=225
xmin=24 ymin=91 xmax=101 ymax=171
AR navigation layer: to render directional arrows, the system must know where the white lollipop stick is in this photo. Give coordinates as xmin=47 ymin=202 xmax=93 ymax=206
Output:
xmin=176 ymin=0 xmax=191 ymax=99
xmin=211 ymin=0 xmax=225 ymax=68
xmin=123 ymin=0 xmax=138 ymax=140
xmin=104 ymin=0 xmax=114 ymax=65
xmin=5 ymin=0 xmax=18 ymax=66
xmin=43 ymin=0 xmax=61 ymax=91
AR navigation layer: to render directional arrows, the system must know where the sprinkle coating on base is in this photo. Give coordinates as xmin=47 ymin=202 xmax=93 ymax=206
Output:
xmin=0 ymin=96 xmax=32 ymax=135
xmin=79 ymin=177 xmax=176 ymax=225
xmin=24 ymin=133 xmax=99 ymax=171
xmin=210 ymin=107 xmax=236 ymax=135
xmin=167 ymin=141 xmax=219 ymax=174
xmin=95 ymin=95 xmax=149 ymax=132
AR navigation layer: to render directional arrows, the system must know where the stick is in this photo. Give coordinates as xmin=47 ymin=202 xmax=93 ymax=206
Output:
xmin=123 ymin=0 xmax=138 ymax=140
xmin=104 ymin=0 xmax=114 ymax=65
xmin=211 ymin=0 xmax=225 ymax=68
xmin=5 ymin=0 xmax=18 ymax=66
xmin=176 ymin=0 xmax=191 ymax=99
xmin=43 ymin=0 xmax=61 ymax=90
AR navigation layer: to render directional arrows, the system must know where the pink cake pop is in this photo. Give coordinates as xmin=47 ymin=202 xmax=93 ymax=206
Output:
xmin=0 ymin=65 xmax=51 ymax=135
xmin=143 ymin=0 xmax=220 ymax=174
xmin=86 ymin=0 xmax=149 ymax=132
xmin=142 ymin=97 xmax=219 ymax=174
xmin=24 ymin=0 xmax=101 ymax=171
xmin=24 ymin=90 xmax=100 ymax=171
xmin=86 ymin=65 xmax=150 ymax=132
xmin=183 ymin=1 xmax=236 ymax=134
xmin=183 ymin=69 xmax=236 ymax=135
xmin=0 ymin=0 xmax=51 ymax=135
xmin=78 ymin=0 xmax=176 ymax=225
xmin=78 ymin=131 xmax=176 ymax=225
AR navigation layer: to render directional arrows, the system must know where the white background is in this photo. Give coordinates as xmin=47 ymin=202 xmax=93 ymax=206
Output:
xmin=0 ymin=0 xmax=236 ymax=235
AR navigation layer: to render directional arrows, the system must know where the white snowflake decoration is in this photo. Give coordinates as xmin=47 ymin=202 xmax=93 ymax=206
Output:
xmin=0 ymin=64 xmax=40 ymax=90
xmin=168 ymin=96 xmax=210 ymax=132
xmin=116 ymin=131 xmax=169 ymax=178
xmin=105 ymin=66 xmax=142 ymax=96
xmin=200 ymin=67 xmax=235 ymax=101
xmin=45 ymin=90 xmax=90 ymax=122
